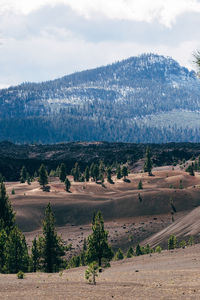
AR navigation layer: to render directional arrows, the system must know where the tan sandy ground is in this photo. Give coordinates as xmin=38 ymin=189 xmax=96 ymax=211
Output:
xmin=1 ymin=244 xmax=200 ymax=300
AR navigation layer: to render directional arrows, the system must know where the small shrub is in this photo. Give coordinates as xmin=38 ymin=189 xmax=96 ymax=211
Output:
xmin=42 ymin=185 xmax=51 ymax=192
xmin=179 ymin=240 xmax=186 ymax=249
xmin=188 ymin=236 xmax=194 ymax=246
xmin=138 ymin=180 xmax=143 ymax=190
xmin=114 ymin=248 xmax=124 ymax=260
xmin=17 ymin=271 xmax=24 ymax=279
xmin=11 ymin=188 xmax=15 ymax=195
xmin=155 ymin=245 xmax=162 ymax=253
xmin=85 ymin=262 xmax=99 ymax=285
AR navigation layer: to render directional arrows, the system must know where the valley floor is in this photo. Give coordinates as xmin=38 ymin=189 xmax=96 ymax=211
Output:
xmin=1 ymin=244 xmax=200 ymax=299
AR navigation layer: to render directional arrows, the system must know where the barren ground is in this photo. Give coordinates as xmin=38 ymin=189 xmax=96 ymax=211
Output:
xmin=1 ymin=244 xmax=200 ymax=299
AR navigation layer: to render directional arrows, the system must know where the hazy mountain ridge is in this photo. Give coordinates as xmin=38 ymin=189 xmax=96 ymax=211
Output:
xmin=0 ymin=53 xmax=200 ymax=143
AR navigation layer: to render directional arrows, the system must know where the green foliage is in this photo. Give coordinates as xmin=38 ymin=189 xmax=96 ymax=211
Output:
xmin=68 ymin=255 xmax=81 ymax=268
xmin=188 ymin=236 xmax=194 ymax=246
xmin=138 ymin=193 xmax=142 ymax=203
xmin=0 ymin=229 xmax=7 ymax=272
xmin=85 ymin=262 xmax=99 ymax=285
xmin=11 ymin=189 xmax=15 ymax=195
xmin=84 ymin=166 xmax=90 ymax=182
xmin=17 ymin=271 xmax=24 ymax=279
xmin=168 ymin=235 xmax=177 ymax=250
xmin=135 ymin=244 xmax=143 ymax=256
xmin=155 ymin=245 xmax=162 ymax=253
xmin=144 ymin=147 xmax=153 ymax=175
xmin=5 ymin=227 xmax=29 ymax=273
xmin=72 ymin=162 xmax=81 ymax=182
xmin=114 ymin=248 xmax=124 ymax=260
xmin=59 ymin=163 xmax=66 ymax=182
xmin=31 ymin=237 xmax=40 ymax=272
xmin=126 ymin=246 xmax=134 ymax=258
xmin=138 ymin=180 xmax=143 ymax=190
xmin=179 ymin=240 xmax=186 ymax=249
xmin=179 ymin=180 xmax=183 ymax=189
xmin=116 ymin=165 xmax=122 ymax=179
xmin=86 ymin=211 xmax=114 ymax=267
xmin=20 ymin=166 xmax=27 ymax=183
xmin=0 ymin=183 xmax=15 ymax=233
xmin=144 ymin=244 xmax=152 ymax=254
xmin=186 ymin=165 xmax=195 ymax=176
xmin=64 ymin=177 xmax=71 ymax=192
xmin=93 ymin=164 xmax=99 ymax=182
xmin=121 ymin=166 xmax=128 ymax=180
xmin=40 ymin=203 xmax=66 ymax=272
xmin=106 ymin=167 xmax=113 ymax=183
xmin=49 ymin=169 xmax=56 ymax=177
xmin=38 ymin=164 xmax=48 ymax=187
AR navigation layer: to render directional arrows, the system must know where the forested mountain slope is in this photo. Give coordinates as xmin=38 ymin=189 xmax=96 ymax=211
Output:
xmin=1 ymin=53 xmax=200 ymax=143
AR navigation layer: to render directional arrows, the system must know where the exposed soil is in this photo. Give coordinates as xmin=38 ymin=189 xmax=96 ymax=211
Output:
xmin=1 ymin=244 xmax=200 ymax=299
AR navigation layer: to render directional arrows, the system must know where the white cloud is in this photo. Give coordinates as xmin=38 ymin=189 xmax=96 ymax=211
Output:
xmin=1 ymin=0 xmax=200 ymax=27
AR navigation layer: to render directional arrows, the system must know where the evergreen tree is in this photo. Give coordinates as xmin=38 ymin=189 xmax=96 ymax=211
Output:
xmin=72 ymin=163 xmax=81 ymax=182
xmin=64 ymin=177 xmax=71 ymax=192
xmin=93 ymin=164 xmax=99 ymax=182
xmin=0 ymin=229 xmax=7 ymax=272
xmin=138 ymin=180 xmax=143 ymax=190
xmin=5 ymin=227 xmax=29 ymax=273
xmin=135 ymin=244 xmax=143 ymax=256
xmin=55 ymin=166 xmax=60 ymax=177
xmin=31 ymin=237 xmax=40 ymax=272
xmin=20 ymin=166 xmax=27 ymax=183
xmin=168 ymin=235 xmax=177 ymax=250
xmin=41 ymin=203 xmax=65 ymax=273
xmin=99 ymin=161 xmax=105 ymax=176
xmin=121 ymin=166 xmax=128 ymax=180
xmin=86 ymin=211 xmax=114 ymax=267
xmin=126 ymin=246 xmax=134 ymax=258
xmin=59 ymin=163 xmax=66 ymax=182
xmin=144 ymin=147 xmax=153 ymax=175
xmin=38 ymin=164 xmax=48 ymax=188
xmin=106 ymin=167 xmax=112 ymax=183
xmin=114 ymin=248 xmax=124 ymax=260
xmin=90 ymin=163 xmax=95 ymax=181
xmin=0 ymin=183 xmax=15 ymax=233
xmin=84 ymin=166 xmax=90 ymax=182
xmin=116 ymin=165 xmax=122 ymax=179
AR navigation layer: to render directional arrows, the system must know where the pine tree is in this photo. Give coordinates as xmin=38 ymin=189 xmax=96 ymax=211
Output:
xmin=59 ymin=163 xmax=66 ymax=182
xmin=135 ymin=244 xmax=143 ymax=256
xmin=90 ymin=163 xmax=95 ymax=181
xmin=41 ymin=203 xmax=65 ymax=273
xmin=0 ymin=229 xmax=7 ymax=272
xmin=64 ymin=177 xmax=71 ymax=192
xmin=86 ymin=211 xmax=114 ymax=267
xmin=121 ymin=166 xmax=128 ymax=180
xmin=126 ymin=246 xmax=134 ymax=258
xmin=93 ymin=164 xmax=99 ymax=182
xmin=31 ymin=237 xmax=40 ymax=272
xmin=116 ymin=165 xmax=122 ymax=179
xmin=0 ymin=183 xmax=15 ymax=233
xmin=168 ymin=235 xmax=177 ymax=250
xmin=38 ymin=164 xmax=48 ymax=188
xmin=5 ymin=227 xmax=29 ymax=273
xmin=144 ymin=147 xmax=153 ymax=176
xmin=106 ymin=167 xmax=112 ymax=183
xmin=84 ymin=166 xmax=90 ymax=182
xmin=20 ymin=166 xmax=27 ymax=183
xmin=138 ymin=180 xmax=143 ymax=190
xmin=72 ymin=163 xmax=81 ymax=182
xmin=114 ymin=248 xmax=124 ymax=260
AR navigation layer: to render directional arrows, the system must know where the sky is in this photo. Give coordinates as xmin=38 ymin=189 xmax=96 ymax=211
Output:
xmin=0 ymin=0 xmax=200 ymax=88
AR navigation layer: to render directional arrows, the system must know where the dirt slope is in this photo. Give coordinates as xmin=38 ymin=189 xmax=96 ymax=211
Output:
xmin=1 ymin=244 xmax=200 ymax=299
xmin=144 ymin=205 xmax=200 ymax=247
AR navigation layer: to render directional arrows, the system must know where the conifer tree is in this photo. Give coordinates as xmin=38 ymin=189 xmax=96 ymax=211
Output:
xmin=5 ymin=227 xmax=29 ymax=273
xmin=38 ymin=164 xmax=48 ymax=188
xmin=0 ymin=183 xmax=15 ymax=233
xmin=138 ymin=180 xmax=143 ymax=190
xmin=93 ymin=164 xmax=99 ymax=182
xmin=106 ymin=167 xmax=112 ymax=183
xmin=90 ymin=163 xmax=95 ymax=181
xmin=31 ymin=237 xmax=40 ymax=272
xmin=41 ymin=203 xmax=65 ymax=273
xmin=20 ymin=166 xmax=27 ymax=183
xmin=64 ymin=177 xmax=71 ymax=192
xmin=121 ymin=166 xmax=128 ymax=180
xmin=135 ymin=244 xmax=143 ymax=256
xmin=86 ymin=211 xmax=114 ymax=267
xmin=0 ymin=229 xmax=7 ymax=272
xmin=144 ymin=147 xmax=153 ymax=175
xmin=72 ymin=163 xmax=81 ymax=182
xmin=126 ymin=246 xmax=134 ymax=258
xmin=116 ymin=165 xmax=122 ymax=179
xmin=84 ymin=166 xmax=90 ymax=182
xmin=59 ymin=163 xmax=66 ymax=182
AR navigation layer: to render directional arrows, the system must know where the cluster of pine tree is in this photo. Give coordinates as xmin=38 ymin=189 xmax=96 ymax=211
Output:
xmin=185 ymin=156 xmax=200 ymax=176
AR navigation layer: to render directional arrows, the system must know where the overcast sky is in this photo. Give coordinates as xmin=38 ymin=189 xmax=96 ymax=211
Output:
xmin=0 ymin=0 xmax=200 ymax=88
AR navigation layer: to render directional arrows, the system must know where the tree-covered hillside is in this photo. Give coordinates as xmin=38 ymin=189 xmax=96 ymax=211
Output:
xmin=0 ymin=53 xmax=200 ymax=143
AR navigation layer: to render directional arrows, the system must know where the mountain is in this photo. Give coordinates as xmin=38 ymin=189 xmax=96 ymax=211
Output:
xmin=1 ymin=53 xmax=200 ymax=143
